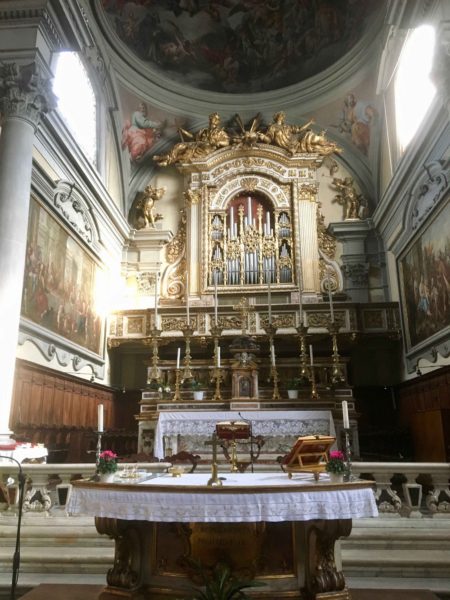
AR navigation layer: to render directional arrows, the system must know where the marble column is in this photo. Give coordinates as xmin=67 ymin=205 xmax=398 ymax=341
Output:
xmin=0 ymin=62 xmax=55 ymax=436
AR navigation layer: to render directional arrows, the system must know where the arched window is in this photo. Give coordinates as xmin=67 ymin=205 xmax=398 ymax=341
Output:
xmin=395 ymin=25 xmax=436 ymax=152
xmin=53 ymin=52 xmax=97 ymax=165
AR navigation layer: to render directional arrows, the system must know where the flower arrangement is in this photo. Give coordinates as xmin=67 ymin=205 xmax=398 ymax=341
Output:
xmin=325 ymin=450 xmax=346 ymax=474
xmin=98 ymin=450 xmax=118 ymax=474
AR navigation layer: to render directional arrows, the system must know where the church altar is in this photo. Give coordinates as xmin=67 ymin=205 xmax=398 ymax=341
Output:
xmin=68 ymin=472 xmax=377 ymax=600
xmin=154 ymin=409 xmax=335 ymax=459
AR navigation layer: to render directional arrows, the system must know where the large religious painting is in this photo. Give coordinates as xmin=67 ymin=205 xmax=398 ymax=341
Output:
xmin=21 ymin=198 xmax=104 ymax=355
xmin=101 ymin=1 xmax=382 ymax=94
xmin=398 ymin=199 xmax=450 ymax=351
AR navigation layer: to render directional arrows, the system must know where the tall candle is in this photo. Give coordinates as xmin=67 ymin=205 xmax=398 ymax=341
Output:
xmin=299 ymin=284 xmax=303 ymax=325
xmin=267 ymin=271 xmax=272 ymax=323
xmin=214 ymin=270 xmax=218 ymax=324
xmin=271 ymin=344 xmax=275 ymax=366
xmin=217 ymin=345 xmax=221 ymax=368
xmin=309 ymin=344 xmax=314 ymax=366
xmin=97 ymin=404 xmax=104 ymax=433
xmin=176 ymin=347 xmax=181 ymax=369
xmin=186 ymin=272 xmax=190 ymax=324
xmin=154 ymin=272 xmax=159 ymax=326
xmin=327 ymin=273 xmax=334 ymax=322
xmin=342 ymin=400 xmax=350 ymax=429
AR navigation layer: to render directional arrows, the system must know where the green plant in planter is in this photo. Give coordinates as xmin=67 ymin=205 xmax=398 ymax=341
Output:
xmin=184 ymin=560 xmax=264 ymax=600
xmin=286 ymin=377 xmax=303 ymax=390
xmin=184 ymin=379 xmax=205 ymax=391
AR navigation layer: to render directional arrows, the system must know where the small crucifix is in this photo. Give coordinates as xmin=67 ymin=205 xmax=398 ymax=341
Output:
xmin=233 ymin=297 xmax=254 ymax=335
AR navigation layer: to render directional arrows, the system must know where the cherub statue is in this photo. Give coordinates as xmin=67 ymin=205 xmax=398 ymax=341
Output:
xmin=154 ymin=112 xmax=230 ymax=166
xmin=136 ymin=185 xmax=166 ymax=228
xmin=331 ymin=177 xmax=365 ymax=220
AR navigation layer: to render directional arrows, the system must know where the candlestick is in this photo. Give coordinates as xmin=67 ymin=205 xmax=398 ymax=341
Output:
xmin=327 ymin=273 xmax=334 ymax=323
xmin=97 ymin=404 xmax=104 ymax=433
xmin=342 ymin=400 xmax=350 ymax=429
xmin=176 ymin=347 xmax=181 ymax=370
xmin=217 ymin=345 xmax=221 ymax=368
xmin=309 ymin=344 xmax=314 ymax=366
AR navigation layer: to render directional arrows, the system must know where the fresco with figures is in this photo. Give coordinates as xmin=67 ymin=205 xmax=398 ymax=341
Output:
xmin=399 ymin=199 xmax=450 ymax=350
xmin=102 ymin=0 xmax=381 ymax=94
xmin=21 ymin=199 xmax=104 ymax=355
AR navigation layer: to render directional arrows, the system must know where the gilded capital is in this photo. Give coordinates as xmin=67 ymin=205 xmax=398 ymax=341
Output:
xmin=0 ymin=62 xmax=56 ymax=129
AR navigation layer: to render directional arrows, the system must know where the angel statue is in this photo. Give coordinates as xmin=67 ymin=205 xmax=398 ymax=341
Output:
xmin=331 ymin=177 xmax=365 ymax=220
xmin=154 ymin=112 xmax=230 ymax=167
xmin=135 ymin=185 xmax=166 ymax=229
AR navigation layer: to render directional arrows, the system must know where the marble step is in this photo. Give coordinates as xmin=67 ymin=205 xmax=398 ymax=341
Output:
xmin=0 ymin=546 xmax=113 ymax=574
xmin=342 ymin=548 xmax=450 ymax=578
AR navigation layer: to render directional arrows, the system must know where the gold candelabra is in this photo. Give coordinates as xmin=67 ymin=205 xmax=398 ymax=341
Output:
xmin=211 ymin=366 xmax=224 ymax=402
xmin=147 ymin=328 xmax=162 ymax=384
xmin=206 ymin=433 xmax=222 ymax=487
xmin=328 ymin=320 xmax=345 ymax=384
xmin=182 ymin=326 xmax=194 ymax=382
xmin=266 ymin=323 xmax=281 ymax=401
xmin=171 ymin=368 xmax=182 ymax=402
xmin=296 ymin=323 xmax=309 ymax=382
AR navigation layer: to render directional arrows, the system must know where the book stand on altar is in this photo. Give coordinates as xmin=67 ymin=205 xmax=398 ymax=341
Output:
xmin=283 ymin=435 xmax=335 ymax=481
xmin=216 ymin=421 xmax=250 ymax=472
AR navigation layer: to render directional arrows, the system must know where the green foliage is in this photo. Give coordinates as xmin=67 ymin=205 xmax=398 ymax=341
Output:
xmin=183 ymin=560 xmax=264 ymax=600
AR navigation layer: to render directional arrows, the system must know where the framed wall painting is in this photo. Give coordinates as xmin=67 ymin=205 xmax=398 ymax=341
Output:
xmin=21 ymin=197 xmax=105 ymax=356
xmin=398 ymin=196 xmax=450 ymax=362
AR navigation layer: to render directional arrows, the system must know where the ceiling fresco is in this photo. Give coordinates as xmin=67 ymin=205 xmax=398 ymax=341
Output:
xmin=101 ymin=0 xmax=382 ymax=94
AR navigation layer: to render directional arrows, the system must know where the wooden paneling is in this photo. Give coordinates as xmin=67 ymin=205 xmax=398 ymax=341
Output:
xmin=397 ymin=366 xmax=450 ymax=461
xmin=9 ymin=360 xmax=139 ymax=462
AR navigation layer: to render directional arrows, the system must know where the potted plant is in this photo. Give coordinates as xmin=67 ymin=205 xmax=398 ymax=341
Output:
xmin=325 ymin=450 xmax=346 ymax=483
xmin=189 ymin=380 xmax=206 ymax=401
xmin=286 ymin=378 xmax=302 ymax=399
xmin=97 ymin=450 xmax=118 ymax=483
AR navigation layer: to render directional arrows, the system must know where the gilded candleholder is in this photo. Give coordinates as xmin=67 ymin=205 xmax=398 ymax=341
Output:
xmin=296 ymin=323 xmax=310 ymax=382
xmin=211 ymin=366 xmax=224 ymax=402
xmin=182 ymin=326 xmax=194 ymax=382
xmin=147 ymin=328 xmax=162 ymax=384
xmin=328 ymin=320 xmax=345 ymax=385
xmin=171 ymin=368 xmax=182 ymax=402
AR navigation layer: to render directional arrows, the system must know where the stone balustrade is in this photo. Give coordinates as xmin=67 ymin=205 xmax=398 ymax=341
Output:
xmin=0 ymin=461 xmax=449 ymax=517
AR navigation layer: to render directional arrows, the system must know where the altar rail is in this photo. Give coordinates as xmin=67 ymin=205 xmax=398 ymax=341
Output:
xmin=0 ymin=462 xmax=449 ymax=517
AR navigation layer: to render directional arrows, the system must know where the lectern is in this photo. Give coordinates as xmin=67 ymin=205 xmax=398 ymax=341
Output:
xmin=283 ymin=434 xmax=335 ymax=480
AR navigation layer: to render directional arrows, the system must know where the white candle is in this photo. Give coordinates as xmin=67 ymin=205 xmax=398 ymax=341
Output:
xmin=247 ymin=196 xmax=252 ymax=223
xmin=97 ymin=404 xmax=104 ymax=433
xmin=217 ymin=345 xmax=221 ymax=368
xmin=271 ymin=344 xmax=275 ymax=366
xmin=299 ymin=284 xmax=303 ymax=325
xmin=214 ymin=270 xmax=218 ymax=324
xmin=309 ymin=344 xmax=314 ymax=366
xmin=267 ymin=271 xmax=272 ymax=323
xmin=230 ymin=206 xmax=234 ymax=238
xmin=154 ymin=272 xmax=159 ymax=325
xmin=186 ymin=272 xmax=190 ymax=324
xmin=327 ymin=273 xmax=334 ymax=322
xmin=176 ymin=347 xmax=181 ymax=369
xmin=342 ymin=400 xmax=350 ymax=429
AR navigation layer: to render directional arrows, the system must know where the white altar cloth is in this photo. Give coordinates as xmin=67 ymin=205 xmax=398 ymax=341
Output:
xmin=154 ymin=410 xmax=335 ymax=458
xmin=67 ymin=472 xmax=377 ymax=523
xmin=0 ymin=444 xmax=48 ymax=464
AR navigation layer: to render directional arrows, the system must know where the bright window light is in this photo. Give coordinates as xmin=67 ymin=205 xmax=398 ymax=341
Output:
xmin=395 ymin=25 xmax=436 ymax=151
xmin=53 ymin=52 xmax=97 ymax=164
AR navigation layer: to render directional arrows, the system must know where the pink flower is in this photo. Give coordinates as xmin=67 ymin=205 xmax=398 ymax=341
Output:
xmin=329 ymin=450 xmax=344 ymax=461
xmin=99 ymin=450 xmax=117 ymax=460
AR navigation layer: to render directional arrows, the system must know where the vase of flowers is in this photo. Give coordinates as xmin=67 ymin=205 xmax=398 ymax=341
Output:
xmin=98 ymin=450 xmax=118 ymax=483
xmin=326 ymin=450 xmax=346 ymax=483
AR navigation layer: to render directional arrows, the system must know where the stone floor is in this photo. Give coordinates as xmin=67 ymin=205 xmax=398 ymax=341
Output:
xmin=17 ymin=584 xmax=443 ymax=600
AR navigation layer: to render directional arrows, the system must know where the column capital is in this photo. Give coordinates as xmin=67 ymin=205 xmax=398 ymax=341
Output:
xmin=0 ymin=61 xmax=56 ymax=130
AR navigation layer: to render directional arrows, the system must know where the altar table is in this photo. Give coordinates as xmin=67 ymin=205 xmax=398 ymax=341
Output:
xmin=69 ymin=472 xmax=377 ymax=600
xmin=154 ymin=409 xmax=335 ymax=459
